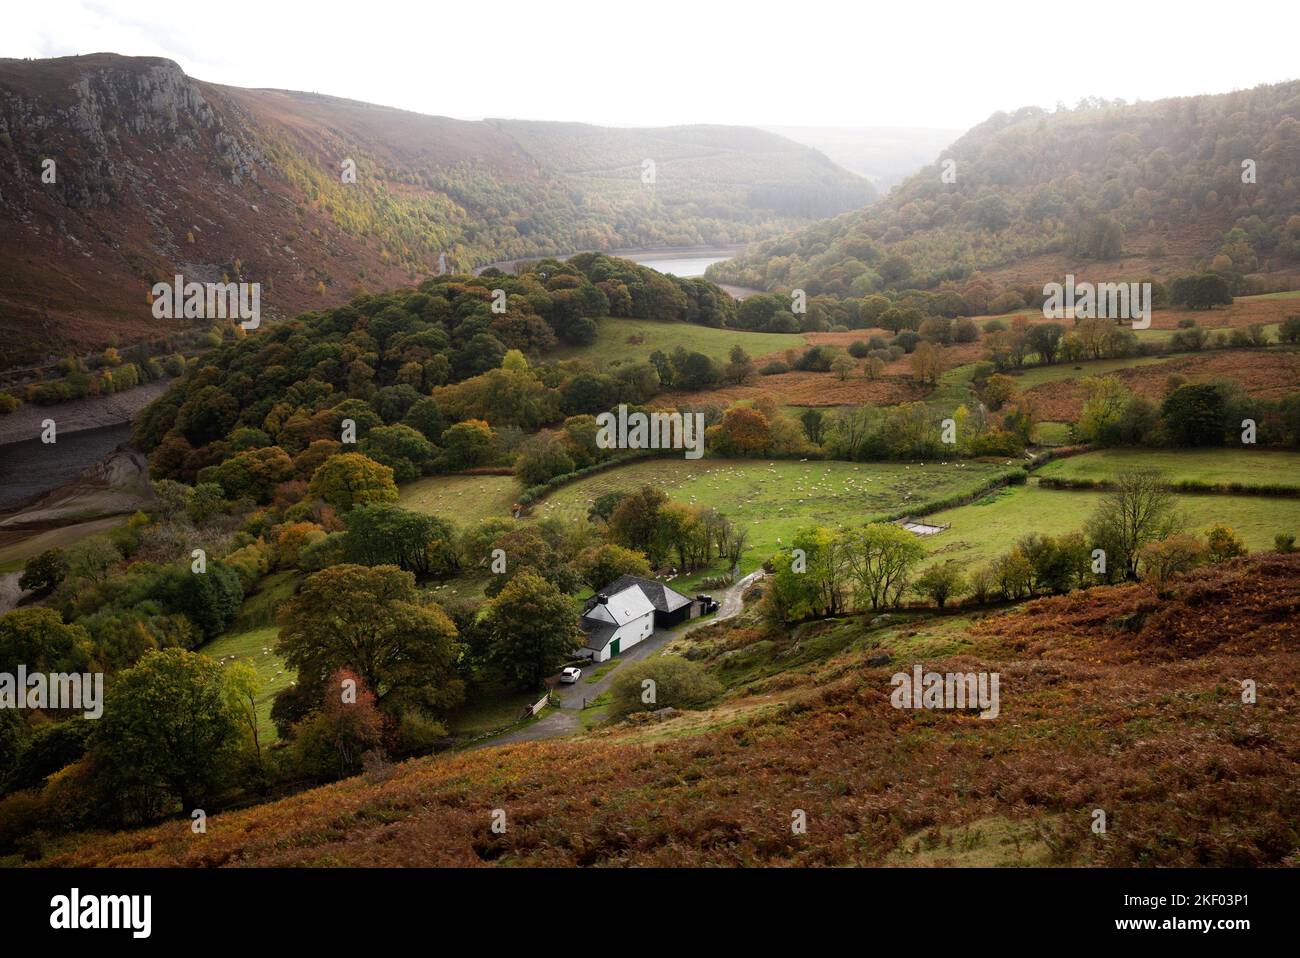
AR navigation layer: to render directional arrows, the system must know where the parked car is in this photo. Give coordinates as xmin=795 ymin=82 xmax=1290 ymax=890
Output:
xmin=559 ymin=666 xmax=582 ymax=684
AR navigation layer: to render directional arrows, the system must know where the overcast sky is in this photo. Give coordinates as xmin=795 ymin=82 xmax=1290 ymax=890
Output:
xmin=7 ymin=0 xmax=1298 ymax=130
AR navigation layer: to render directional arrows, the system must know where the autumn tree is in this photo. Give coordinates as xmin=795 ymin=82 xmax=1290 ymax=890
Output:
xmin=308 ymin=453 xmax=399 ymax=511
xmin=276 ymin=564 xmax=462 ymax=711
xmin=909 ymin=341 xmax=948 ymax=385
xmin=574 ymin=543 xmax=652 ymax=591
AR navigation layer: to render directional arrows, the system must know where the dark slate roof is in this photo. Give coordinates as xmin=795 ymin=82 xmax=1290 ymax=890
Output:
xmin=580 ymin=618 xmax=618 ymax=652
xmin=602 ymin=575 xmax=693 ymax=613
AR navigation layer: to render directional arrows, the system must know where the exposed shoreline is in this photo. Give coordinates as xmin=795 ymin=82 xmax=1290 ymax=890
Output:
xmin=0 ymin=378 xmax=172 ymax=448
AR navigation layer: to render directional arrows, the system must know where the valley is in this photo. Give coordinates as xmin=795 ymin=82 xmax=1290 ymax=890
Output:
xmin=0 ymin=34 xmax=1297 ymax=904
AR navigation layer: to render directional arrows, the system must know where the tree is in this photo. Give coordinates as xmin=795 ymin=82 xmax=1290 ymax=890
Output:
xmin=830 ymin=353 xmax=857 ymax=381
xmin=65 ymin=535 xmax=122 ymax=584
xmin=912 ymin=562 xmax=967 ymax=608
xmin=160 ymin=560 xmax=245 ymax=639
xmin=308 ymin=453 xmax=399 ymax=511
xmin=574 ymin=543 xmax=652 ymax=591
xmin=19 ymin=549 xmax=68 ymax=593
xmin=608 ymin=485 xmax=670 ymax=564
xmin=291 ymin=668 xmax=385 ymax=782
xmin=402 ymin=396 xmax=446 ymax=442
xmin=1170 ymin=274 xmax=1233 ymax=310
xmin=0 ymin=608 xmax=95 ymax=674
xmin=437 ymin=419 xmax=496 ymax=471
xmin=842 ymin=523 xmax=926 ymax=610
xmin=799 ymin=409 xmax=826 ymax=445
xmin=360 ymin=424 xmax=435 ymax=483
xmin=1205 ymin=523 xmax=1248 ymax=563
xmin=481 ymin=572 xmax=581 ymax=691
xmin=1026 ymin=323 xmax=1064 ymax=364
xmin=93 ymin=649 xmax=242 ymax=813
xmin=277 ymin=564 xmax=462 ymax=711
xmin=514 ymin=432 xmax=576 ymax=487
xmin=343 ymin=504 xmax=459 ymax=579
xmin=223 ymin=660 xmax=264 ymax=775
xmin=909 ymin=341 xmax=947 ymax=385
xmin=1161 ymin=384 xmax=1225 ymax=447
xmin=715 ymin=405 xmax=771 ymax=455
xmin=607 ymin=656 xmax=722 ymax=718
xmin=209 ymin=446 xmax=294 ymax=503
xmin=1138 ymin=534 xmax=1207 ymax=587
xmin=1086 ymin=469 xmax=1182 ymax=579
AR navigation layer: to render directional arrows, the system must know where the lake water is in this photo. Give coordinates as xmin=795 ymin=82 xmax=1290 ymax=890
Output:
xmin=0 ymin=423 xmax=133 ymax=511
xmin=628 ymin=253 xmax=732 ymax=278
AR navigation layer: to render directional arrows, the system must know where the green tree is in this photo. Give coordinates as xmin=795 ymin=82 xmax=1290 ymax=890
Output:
xmin=912 ymin=562 xmax=967 ymax=608
xmin=276 ymin=564 xmax=462 ymax=710
xmin=93 ymin=649 xmax=242 ymax=813
xmin=0 ymin=608 xmax=95 ymax=674
xmin=18 ymin=549 xmax=68 ymax=593
xmin=1086 ymin=468 xmax=1182 ymax=580
xmin=842 ymin=523 xmax=926 ymax=611
xmin=1161 ymin=384 xmax=1226 ymax=446
xmin=481 ymin=572 xmax=581 ymax=691
xmin=343 ymin=504 xmax=459 ymax=579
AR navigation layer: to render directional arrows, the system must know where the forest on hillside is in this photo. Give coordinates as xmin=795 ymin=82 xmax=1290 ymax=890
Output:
xmin=710 ymin=82 xmax=1300 ymax=296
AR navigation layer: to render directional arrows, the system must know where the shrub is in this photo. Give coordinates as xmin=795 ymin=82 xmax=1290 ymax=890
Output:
xmin=608 ymin=656 xmax=722 ymax=719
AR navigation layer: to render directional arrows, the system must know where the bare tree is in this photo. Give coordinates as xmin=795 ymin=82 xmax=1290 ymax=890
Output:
xmin=1086 ymin=468 xmax=1183 ymax=580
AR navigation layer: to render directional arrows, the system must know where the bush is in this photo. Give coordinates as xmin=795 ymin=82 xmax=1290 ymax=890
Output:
xmin=1274 ymin=533 xmax=1296 ymax=553
xmin=607 ymin=656 xmax=722 ymax=718
xmin=759 ymin=361 xmax=789 ymax=375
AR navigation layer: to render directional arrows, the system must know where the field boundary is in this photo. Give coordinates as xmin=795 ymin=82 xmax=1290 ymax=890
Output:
xmin=1038 ymin=475 xmax=1300 ymax=497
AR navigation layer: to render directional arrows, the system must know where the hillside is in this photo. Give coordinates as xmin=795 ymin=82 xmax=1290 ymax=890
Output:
xmin=40 ymin=552 xmax=1300 ymax=867
xmin=711 ymin=82 xmax=1300 ymax=296
xmin=762 ymin=125 xmax=963 ymax=190
xmin=0 ymin=54 xmax=870 ymax=367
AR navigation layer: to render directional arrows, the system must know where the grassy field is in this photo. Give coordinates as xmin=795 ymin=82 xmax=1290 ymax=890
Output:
xmin=532 ymin=457 xmax=1017 ymax=576
xmin=1031 ymin=421 xmax=1072 ymax=446
xmin=200 ymin=626 xmax=289 ymax=743
xmin=554 ymin=316 xmax=803 ymax=367
xmin=1038 ymin=448 xmax=1300 ymax=492
xmin=398 ymin=474 xmax=520 ymax=527
xmin=1006 ymin=354 xmax=1172 ymax=389
xmin=920 ymin=483 xmax=1300 ymax=568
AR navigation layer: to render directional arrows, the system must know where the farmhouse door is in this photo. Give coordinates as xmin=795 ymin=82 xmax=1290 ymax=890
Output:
xmin=611 ymin=637 xmax=621 ymax=657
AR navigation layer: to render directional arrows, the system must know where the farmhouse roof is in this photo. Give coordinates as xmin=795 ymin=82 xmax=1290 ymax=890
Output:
xmin=582 ymin=584 xmax=655 ymax=627
xmin=602 ymin=575 xmax=693 ymax=613
xmin=580 ymin=619 xmax=618 ymax=652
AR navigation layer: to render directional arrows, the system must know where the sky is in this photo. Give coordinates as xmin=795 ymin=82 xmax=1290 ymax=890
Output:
xmin=6 ymin=0 xmax=1299 ymax=130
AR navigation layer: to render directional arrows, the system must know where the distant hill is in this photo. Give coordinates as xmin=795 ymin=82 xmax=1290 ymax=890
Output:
xmin=0 ymin=54 xmax=871 ymax=366
xmin=761 ymin=125 xmax=962 ymax=190
xmin=714 ymin=83 xmax=1300 ymax=298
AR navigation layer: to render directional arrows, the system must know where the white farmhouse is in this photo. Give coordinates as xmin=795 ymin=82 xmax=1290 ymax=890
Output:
xmin=577 ymin=577 xmax=700 ymax=662
xmin=578 ymin=585 xmax=657 ymax=663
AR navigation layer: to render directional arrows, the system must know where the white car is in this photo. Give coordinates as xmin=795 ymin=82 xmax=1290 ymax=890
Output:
xmin=559 ymin=666 xmax=582 ymax=684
